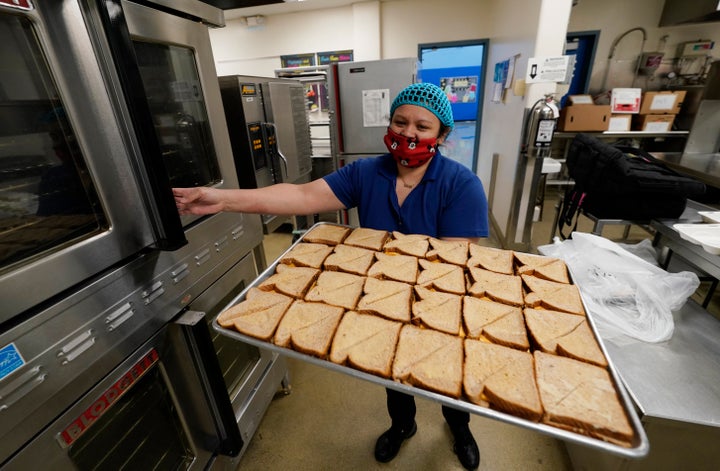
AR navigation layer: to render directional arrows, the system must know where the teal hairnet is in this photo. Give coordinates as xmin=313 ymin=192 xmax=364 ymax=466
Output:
xmin=390 ymin=83 xmax=454 ymax=130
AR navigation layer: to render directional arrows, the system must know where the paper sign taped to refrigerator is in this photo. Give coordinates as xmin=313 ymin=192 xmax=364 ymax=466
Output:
xmin=362 ymin=89 xmax=390 ymax=127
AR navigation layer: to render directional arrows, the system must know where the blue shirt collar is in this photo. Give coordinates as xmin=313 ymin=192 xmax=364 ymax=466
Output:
xmin=377 ymin=151 xmax=445 ymax=182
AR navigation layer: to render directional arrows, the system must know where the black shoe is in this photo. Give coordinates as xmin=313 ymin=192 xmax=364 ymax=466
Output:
xmin=452 ymin=427 xmax=480 ymax=470
xmin=374 ymin=422 xmax=417 ymax=463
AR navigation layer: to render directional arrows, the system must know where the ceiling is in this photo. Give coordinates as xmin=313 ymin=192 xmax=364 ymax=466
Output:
xmin=200 ymin=0 xmax=359 ymax=20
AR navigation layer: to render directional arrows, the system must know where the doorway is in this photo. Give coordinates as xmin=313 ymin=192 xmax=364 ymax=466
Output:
xmin=418 ymin=39 xmax=489 ymax=173
xmin=562 ymin=30 xmax=600 ymax=106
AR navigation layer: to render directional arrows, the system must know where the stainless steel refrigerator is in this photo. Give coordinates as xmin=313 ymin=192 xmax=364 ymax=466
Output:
xmin=330 ymin=58 xmax=418 ymax=225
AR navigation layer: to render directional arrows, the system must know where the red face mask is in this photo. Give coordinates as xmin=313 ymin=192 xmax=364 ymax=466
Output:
xmin=383 ymin=127 xmax=438 ymax=168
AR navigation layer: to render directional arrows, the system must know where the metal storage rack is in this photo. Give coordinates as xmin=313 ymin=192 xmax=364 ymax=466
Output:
xmin=276 ymin=65 xmax=340 ymax=224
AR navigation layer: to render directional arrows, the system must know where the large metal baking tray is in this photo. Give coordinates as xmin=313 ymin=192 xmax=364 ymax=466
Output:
xmin=213 ymin=223 xmax=649 ymax=459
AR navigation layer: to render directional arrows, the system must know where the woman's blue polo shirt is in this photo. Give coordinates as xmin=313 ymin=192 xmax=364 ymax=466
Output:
xmin=323 ymin=153 xmax=489 ymax=239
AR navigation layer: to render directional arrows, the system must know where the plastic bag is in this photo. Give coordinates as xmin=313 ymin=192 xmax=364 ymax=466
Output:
xmin=538 ymin=232 xmax=699 ymax=343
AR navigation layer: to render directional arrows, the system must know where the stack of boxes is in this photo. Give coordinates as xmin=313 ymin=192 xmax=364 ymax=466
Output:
xmin=557 ymin=89 xmax=685 ymax=132
xmin=634 ymin=90 xmax=686 ymax=132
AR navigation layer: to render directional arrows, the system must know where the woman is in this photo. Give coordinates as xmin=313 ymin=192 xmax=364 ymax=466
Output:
xmin=174 ymin=82 xmax=488 ymax=470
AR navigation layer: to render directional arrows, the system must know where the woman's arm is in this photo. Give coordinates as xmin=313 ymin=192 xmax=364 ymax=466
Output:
xmin=174 ymin=179 xmax=345 ymax=216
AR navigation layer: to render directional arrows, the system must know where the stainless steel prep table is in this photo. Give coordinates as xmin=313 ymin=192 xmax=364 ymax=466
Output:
xmin=565 ymin=298 xmax=720 ymax=470
xmin=213 ymin=224 xmax=649 ymax=459
xmin=651 ymin=200 xmax=720 ymax=309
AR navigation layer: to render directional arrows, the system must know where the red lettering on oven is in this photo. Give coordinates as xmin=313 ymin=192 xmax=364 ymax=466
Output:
xmin=57 ymin=349 xmax=159 ymax=448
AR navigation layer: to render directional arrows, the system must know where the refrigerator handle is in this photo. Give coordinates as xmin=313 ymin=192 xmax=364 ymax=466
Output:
xmin=95 ymin=0 xmax=187 ymax=251
xmin=266 ymin=122 xmax=289 ymax=179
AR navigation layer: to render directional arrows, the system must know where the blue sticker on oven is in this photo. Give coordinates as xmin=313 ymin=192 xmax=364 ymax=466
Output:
xmin=0 ymin=343 xmax=26 ymax=381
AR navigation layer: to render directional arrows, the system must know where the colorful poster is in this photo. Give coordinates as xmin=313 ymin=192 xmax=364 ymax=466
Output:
xmin=280 ymin=53 xmax=315 ymax=68
xmin=317 ymin=50 xmax=353 ymax=65
xmin=439 ymin=76 xmax=479 ymax=104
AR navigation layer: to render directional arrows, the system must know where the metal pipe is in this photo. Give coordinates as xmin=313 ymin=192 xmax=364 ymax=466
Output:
xmin=601 ymin=27 xmax=647 ymax=91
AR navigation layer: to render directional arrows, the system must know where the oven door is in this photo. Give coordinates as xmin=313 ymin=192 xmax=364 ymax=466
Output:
xmin=0 ymin=2 xmax=160 ymax=323
xmin=188 ymin=251 xmax=287 ymax=461
xmin=89 ymin=0 xmax=263 ymax=253
xmin=3 ymin=310 xmax=242 ymax=471
xmin=262 ymin=81 xmax=313 ymax=185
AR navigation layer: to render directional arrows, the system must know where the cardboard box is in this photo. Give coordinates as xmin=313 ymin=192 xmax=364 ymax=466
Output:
xmin=558 ymin=104 xmax=611 ymax=131
xmin=633 ymin=114 xmax=675 ymax=132
xmin=638 ymin=90 xmax=686 ymax=114
xmin=611 ymin=88 xmax=642 ymax=113
xmin=608 ymin=114 xmax=632 ymax=131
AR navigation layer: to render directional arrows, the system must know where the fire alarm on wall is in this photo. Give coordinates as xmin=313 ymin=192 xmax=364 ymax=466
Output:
xmin=638 ymin=52 xmax=664 ymax=75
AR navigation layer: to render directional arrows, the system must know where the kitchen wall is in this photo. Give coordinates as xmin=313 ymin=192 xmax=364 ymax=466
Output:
xmin=568 ymin=0 xmax=720 ymax=93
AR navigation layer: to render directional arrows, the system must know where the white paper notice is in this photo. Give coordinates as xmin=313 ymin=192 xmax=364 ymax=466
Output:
xmin=608 ymin=116 xmax=631 ymax=131
xmin=645 ymin=121 xmax=671 ymax=132
xmin=650 ymin=94 xmax=677 ymax=111
xmin=362 ymin=89 xmax=390 ymax=127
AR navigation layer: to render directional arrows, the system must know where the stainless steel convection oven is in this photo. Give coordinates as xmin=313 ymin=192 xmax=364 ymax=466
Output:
xmin=219 ymin=75 xmax=313 ymax=233
xmin=0 ymin=1 xmax=286 ymax=469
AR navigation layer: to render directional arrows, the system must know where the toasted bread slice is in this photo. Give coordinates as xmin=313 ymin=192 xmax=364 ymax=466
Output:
xmin=324 ymin=244 xmax=376 ymax=276
xmin=426 ymin=238 xmax=469 ymax=266
xmin=514 ymin=252 xmax=570 ymax=284
xmin=273 ymin=300 xmax=344 ymax=357
xmin=217 ymin=288 xmax=293 ymax=340
xmin=258 ymin=265 xmax=320 ymax=298
xmin=367 ymin=252 xmax=418 ymax=284
xmin=392 ymin=325 xmax=463 ymax=398
xmin=356 ymin=276 xmax=412 ymax=322
xmin=522 ymin=275 xmax=585 ymax=316
xmin=417 ymin=259 xmax=465 ymax=295
xmin=534 ymin=351 xmax=633 ymax=447
xmin=464 ymin=340 xmax=543 ymax=421
xmin=305 ymin=271 xmax=365 ymax=310
xmin=467 ymin=267 xmax=524 ymax=307
xmin=524 ymin=308 xmax=607 ymax=367
xmin=463 ymin=296 xmax=529 ymax=350
xmin=412 ymin=285 xmax=462 ymax=335
xmin=279 ymin=242 xmax=334 ymax=269
xmin=330 ymin=311 xmax=402 ymax=378
xmin=383 ymin=231 xmax=429 ymax=258
xmin=467 ymin=244 xmax=514 ymax=275
xmin=344 ymin=227 xmax=390 ymax=251
xmin=302 ymin=224 xmax=351 ymax=245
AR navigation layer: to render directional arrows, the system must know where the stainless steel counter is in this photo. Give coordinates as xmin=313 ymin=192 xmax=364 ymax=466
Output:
xmin=651 ymin=151 xmax=720 ymax=189
xmin=602 ymin=299 xmax=720 ymax=427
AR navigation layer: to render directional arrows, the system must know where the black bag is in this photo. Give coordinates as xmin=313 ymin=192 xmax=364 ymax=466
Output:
xmin=557 ymin=133 xmax=706 ymax=239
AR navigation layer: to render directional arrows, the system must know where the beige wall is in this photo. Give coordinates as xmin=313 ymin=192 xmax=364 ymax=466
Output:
xmin=568 ymin=0 xmax=720 ymax=93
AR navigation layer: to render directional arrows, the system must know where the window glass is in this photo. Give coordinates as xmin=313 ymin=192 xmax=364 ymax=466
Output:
xmin=132 ymin=41 xmax=221 ymax=188
xmin=0 ymin=15 xmax=105 ymax=273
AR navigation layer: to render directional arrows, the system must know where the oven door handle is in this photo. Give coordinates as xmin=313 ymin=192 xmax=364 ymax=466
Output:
xmin=265 ymin=122 xmax=289 ymax=180
xmin=174 ymin=310 xmax=244 ymax=456
xmin=96 ymin=0 xmax=188 ymax=251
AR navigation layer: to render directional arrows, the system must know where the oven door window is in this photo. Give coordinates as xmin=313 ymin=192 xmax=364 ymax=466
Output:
xmin=132 ymin=41 xmax=221 ymax=188
xmin=68 ymin=366 xmax=193 ymax=470
xmin=0 ymin=15 xmax=105 ymax=272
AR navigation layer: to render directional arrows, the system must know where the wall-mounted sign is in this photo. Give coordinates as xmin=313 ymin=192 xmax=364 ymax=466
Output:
xmin=281 ymin=53 xmax=315 ymax=68
xmin=525 ymin=56 xmax=570 ymax=83
xmin=317 ymin=50 xmax=353 ymax=65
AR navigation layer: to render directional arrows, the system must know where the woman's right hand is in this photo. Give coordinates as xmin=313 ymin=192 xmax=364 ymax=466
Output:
xmin=173 ymin=187 xmax=224 ymax=215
